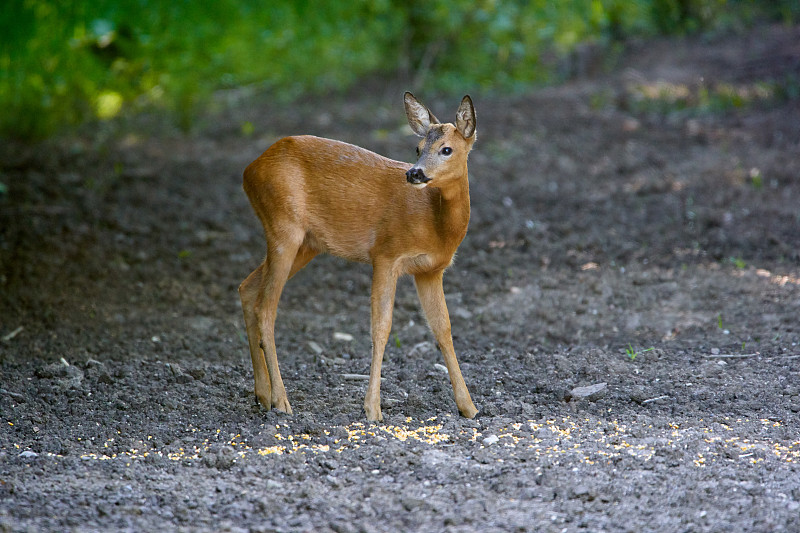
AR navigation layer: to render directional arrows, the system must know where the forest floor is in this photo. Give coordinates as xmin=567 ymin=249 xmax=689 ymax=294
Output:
xmin=2 ymin=24 xmax=799 ymax=532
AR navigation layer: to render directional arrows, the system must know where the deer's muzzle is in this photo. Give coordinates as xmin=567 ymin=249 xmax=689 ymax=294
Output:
xmin=406 ymin=167 xmax=430 ymax=185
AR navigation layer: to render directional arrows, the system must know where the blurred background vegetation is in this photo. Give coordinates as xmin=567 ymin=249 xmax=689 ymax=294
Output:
xmin=1 ymin=0 xmax=797 ymax=139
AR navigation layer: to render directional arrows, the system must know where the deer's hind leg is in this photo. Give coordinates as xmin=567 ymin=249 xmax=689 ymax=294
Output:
xmin=240 ymin=224 xmax=316 ymax=413
xmin=288 ymin=241 xmax=317 ymax=280
xmin=255 ymin=230 xmax=307 ymax=414
xmin=239 ymin=264 xmax=272 ymax=409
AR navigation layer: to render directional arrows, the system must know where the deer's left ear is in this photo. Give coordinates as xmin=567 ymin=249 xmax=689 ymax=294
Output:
xmin=455 ymin=95 xmax=476 ymax=139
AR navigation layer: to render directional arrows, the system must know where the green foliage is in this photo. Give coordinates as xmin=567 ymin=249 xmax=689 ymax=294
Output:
xmin=1 ymin=0 xmax=797 ymax=139
xmin=650 ymin=0 xmax=726 ymax=33
xmin=0 ymin=0 xmax=402 ymax=138
xmin=396 ymin=0 xmax=652 ymax=92
xmin=728 ymin=257 xmax=747 ymax=269
xmin=626 ymin=343 xmax=654 ymax=361
xmin=626 ymin=77 xmax=796 ymax=117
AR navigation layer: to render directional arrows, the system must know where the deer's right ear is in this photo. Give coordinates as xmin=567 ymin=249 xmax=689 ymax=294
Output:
xmin=404 ymin=92 xmax=440 ymax=137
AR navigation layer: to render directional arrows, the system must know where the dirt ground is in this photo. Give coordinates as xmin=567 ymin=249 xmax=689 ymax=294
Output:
xmin=2 ymin=24 xmax=799 ymax=532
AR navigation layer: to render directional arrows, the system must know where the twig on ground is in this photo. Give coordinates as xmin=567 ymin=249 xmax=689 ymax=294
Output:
xmin=642 ymin=395 xmax=670 ymax=404
xmin=703 ymin=352 xmax=759 ymax=359
xmin=2 ymin=326 xmax=23 ymax=342
xmin=0 ymin=388 xmax=25 ymax=401
xmin=4 ymin=205 xmax=69 ymax=215
xmin=342 ymin=374 xmax=384 ymax=381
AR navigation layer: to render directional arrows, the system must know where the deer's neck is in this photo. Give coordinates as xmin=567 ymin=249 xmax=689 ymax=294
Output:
xmin=434 ymin=173 xmax=471 ymax=249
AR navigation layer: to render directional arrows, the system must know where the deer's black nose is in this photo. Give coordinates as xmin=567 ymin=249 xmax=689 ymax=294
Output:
xmin=406 ymin=167 xmax=430 ymax=184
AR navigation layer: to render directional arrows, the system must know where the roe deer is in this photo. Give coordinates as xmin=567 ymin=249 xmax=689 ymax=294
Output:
xmin=239 ymin=92 xmax=478 ymax=421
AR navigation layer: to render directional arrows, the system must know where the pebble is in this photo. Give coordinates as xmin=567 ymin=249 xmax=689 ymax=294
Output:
xmin=188 ymin=316 xmax=215 ymax=332
xmin=19 ymin=451 xmax=38 ymax=459
xmin=566 ymin=383 xmax=607 ymax=402
xmin=265 ymin=479 xmax=283 ymax=490
xmin=308 ymin=341 xmax=323 ymax=354
xmin=166 ymin=363 xmax=194 ymax=384
xmin=409 ymin=341 xmax=434 ymax=357
xmin=453 ymin=307 xmax=473 ymax=319
xmin=482 ymin=435 xmax=499 ymax=446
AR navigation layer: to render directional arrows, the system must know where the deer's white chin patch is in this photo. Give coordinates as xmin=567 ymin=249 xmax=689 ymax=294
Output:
xmin=411 ymin=182 xmax=429 ymax=189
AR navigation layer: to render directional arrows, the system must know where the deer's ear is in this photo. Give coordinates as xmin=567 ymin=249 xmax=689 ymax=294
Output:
xmin=455 ymin=95 xmax=476 ymax=139
xmin=404 ymin=92 xmax=440 ymax=137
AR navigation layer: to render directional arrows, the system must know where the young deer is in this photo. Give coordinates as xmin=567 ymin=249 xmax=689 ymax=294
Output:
xmin=239 ymin=92 xmax=478 ymax=421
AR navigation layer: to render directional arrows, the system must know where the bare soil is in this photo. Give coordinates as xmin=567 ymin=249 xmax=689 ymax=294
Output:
xmin=2 ymin=25 xmax=799 ymax=532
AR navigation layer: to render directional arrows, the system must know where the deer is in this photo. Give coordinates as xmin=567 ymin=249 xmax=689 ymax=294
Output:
xmin=238 ymin=92 xmax=478 ymax=422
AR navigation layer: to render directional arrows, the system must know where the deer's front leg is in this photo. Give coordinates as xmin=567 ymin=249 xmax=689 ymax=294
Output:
xmin=364 ymin=262 xmax=399 ymax=422
xmin=415 ymin=270 xmax=478 ymax=419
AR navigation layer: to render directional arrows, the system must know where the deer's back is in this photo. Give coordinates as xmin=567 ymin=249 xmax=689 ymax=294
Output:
xmin=244 ymin=136 xmax=434 ymax=263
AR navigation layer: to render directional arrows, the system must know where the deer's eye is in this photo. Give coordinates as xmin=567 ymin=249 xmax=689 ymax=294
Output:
xmin=441 ymin=147 xmax=453 ymax=156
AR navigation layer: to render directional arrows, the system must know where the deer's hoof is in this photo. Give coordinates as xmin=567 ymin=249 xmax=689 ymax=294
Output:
xmin=364 ymin=402 xmax=383 ymax=422
xmin=272 ymin=396 xmax=293 ymax=415
xmin=255 ymin=389 xmax=272 ymax=410
xmin=459 ymin=402 xmax=479 ymax=419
